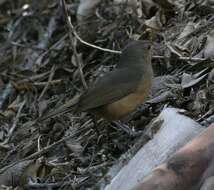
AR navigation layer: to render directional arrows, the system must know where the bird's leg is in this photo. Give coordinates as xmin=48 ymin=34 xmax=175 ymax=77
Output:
xmin=91 ymin=115 xmax=100 ymax=137
xmin=111 ymin=121 xmax=143 ymax=137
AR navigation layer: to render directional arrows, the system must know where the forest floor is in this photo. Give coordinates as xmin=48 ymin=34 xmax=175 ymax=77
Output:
xmin=0 ymin=0 xmax=214 ymax=189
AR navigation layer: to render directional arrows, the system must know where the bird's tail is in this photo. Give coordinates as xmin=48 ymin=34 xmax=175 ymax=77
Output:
xmin=37 ymin=95 xmax=80 ymax=122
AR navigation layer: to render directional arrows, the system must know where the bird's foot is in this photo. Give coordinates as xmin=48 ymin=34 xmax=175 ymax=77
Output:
xmin=111 ymin=121 xmax=143 ymax=137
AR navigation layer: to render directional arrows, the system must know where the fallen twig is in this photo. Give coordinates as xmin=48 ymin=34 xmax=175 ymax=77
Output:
xmin=61 ymin=0 xmax=88 ymax=90
xmin=3 ymin=100 xmax=26 ymax=144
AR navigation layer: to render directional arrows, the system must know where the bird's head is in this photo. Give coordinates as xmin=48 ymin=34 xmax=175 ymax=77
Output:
xmin=117 ymin=40 xmax=152 ymax=68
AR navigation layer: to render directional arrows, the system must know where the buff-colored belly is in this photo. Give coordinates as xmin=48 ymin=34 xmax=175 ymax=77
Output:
xmin=93 ymin=77 xmax=152 ymax=120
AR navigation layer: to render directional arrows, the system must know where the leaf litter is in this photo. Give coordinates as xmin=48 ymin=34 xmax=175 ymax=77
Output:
xmin=0 ymin=0 xmax=213 ymax=189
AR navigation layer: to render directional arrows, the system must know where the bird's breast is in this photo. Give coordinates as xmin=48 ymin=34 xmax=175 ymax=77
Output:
xmin=92 ymin=73 xmax=152 ymax=121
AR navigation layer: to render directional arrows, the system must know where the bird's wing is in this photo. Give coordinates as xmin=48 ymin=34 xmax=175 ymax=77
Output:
xmin=77 ymin=68 xmax=142 ymax=111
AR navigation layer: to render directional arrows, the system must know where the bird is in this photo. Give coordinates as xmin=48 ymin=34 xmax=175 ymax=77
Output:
xmin=38 ymin=40 xmax=153 ymax=124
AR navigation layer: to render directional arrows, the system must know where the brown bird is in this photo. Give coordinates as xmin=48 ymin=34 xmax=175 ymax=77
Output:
xmin=39 ymin=40 xmax=153 ymax=123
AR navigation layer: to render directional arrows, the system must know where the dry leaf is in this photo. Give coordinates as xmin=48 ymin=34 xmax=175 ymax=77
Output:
xmin=0 ymin=159 xmax=53 ymax=187
xmin=181 ymin=69 xmax=208 ymax=89
xmin=195 ymin=31 xmax=214 ymax=59
xmin=77 ymin=0 xmax=101 ymax=21
xmin=144 ymin=10 xmax=166 ymax=30
xmin=114 ymin=0 xmax=144 ymax=17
